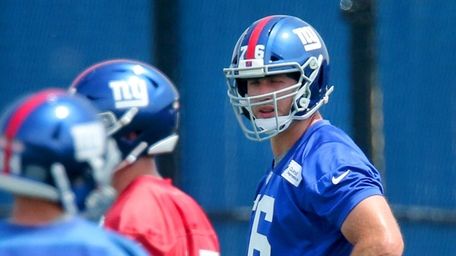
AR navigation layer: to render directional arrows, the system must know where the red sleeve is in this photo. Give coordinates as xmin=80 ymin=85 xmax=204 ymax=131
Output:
xmin=104 ymin=176 xmax=220 ymax=256
xmin=171 ymin=191 xmax=220 ymax=255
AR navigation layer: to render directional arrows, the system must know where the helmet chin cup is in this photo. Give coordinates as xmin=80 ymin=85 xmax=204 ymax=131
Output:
xmin=254 ymin=116 xmax=290 ymax=132
xmin=104 ymin=107 xmax=139 ymax=136
xmin=51 ymin=163 xmax=78 ymax=215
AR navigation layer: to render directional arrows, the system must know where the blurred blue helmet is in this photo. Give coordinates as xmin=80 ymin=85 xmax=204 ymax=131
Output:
xmin=224 ymin=15 xmax=333 ymax=141
xmin=69 ymin=59 xmax=179 ymax=168
xmin=0 ymin=89 xmax=119 ymax=218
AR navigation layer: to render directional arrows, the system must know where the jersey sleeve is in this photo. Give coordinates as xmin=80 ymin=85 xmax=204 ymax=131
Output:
xmin=307 ymin=142 xmax=384 ymax=228
xmin=104 ymin=177 xmax=219 ymax=256
xmin=104 ymin=185 xmax=188 ymax=255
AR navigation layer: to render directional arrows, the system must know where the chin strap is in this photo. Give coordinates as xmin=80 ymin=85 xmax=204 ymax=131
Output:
xmin=51 ymin=163 xmax=77 ymax=215
xmin=114 ymin=134 xmax=179 ymax=171
xmin=254 ymin=116 xmax=291 ymax=133
xmin=294 ymin=85 xmax=334 ymax=120
xmin=105 ymin=107 xmax=139 ymax=136
xmin=84 ymin=185 xmax=116 ymax=222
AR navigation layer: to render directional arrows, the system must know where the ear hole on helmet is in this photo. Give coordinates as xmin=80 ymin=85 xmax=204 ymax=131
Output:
xmin=236 ymin=78 xmax=248 ymax=97
xmin=318 ymin=67 xmax=325 ymax=88
xmin=315 ymin=66 xmax=326 ymax=96
xmin=124 ymin=130 xmax=141 ymax=141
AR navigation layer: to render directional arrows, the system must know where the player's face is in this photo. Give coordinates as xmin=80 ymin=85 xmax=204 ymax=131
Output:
xmin=247 ymin=74 xmax=297 ymax=119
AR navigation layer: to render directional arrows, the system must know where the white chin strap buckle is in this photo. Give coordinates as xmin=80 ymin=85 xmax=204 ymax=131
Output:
xmin=254 ymin=116 xmax=289 ymax=132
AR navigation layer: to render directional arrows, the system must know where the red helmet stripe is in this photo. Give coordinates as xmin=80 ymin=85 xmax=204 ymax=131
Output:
xmin=246 ymin=16 xmax=274 ymax=59
xmin=2 ymin=89 xmax=63 ymax=173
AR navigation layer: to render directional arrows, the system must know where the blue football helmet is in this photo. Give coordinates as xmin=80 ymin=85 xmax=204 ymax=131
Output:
xmin=0 ymin=89 xmax=119 ymax=219
xmin=224 ymin=15 xmax=334 ymax=141
xmin=69 ymin=59 xmax=179 ymax=168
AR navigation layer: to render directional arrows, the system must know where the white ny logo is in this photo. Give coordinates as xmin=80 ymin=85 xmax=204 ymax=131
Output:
xmin=109 ymin=77 xmax=149 ymax=109
xmin=292 ymin=26 xmax=322 ymax=51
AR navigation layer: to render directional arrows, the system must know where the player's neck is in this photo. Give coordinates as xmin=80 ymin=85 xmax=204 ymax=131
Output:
xmin=271 ymin=112 xmax=322 ymax=158
xmin=10 ymin=197 xmax=66 ymax=225
xmin=113 ymin=156 xmax=161 ymax=193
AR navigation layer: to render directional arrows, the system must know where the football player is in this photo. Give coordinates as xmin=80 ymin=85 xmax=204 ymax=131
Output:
xmin=0 ymin=89 xmax=147 ymax=255
xmin=70 ymin=59 xmax=220 ymax=256
xmin=224 ymin=15 xmax=404 ymax=255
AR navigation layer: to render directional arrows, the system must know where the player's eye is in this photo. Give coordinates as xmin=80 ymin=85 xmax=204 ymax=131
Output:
xmin=247 ymin=79 xmax=260 ymax=86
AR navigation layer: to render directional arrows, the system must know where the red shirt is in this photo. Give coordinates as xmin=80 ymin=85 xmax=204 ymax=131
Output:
xmin=104 ymin=175 xmax=220 ymax=256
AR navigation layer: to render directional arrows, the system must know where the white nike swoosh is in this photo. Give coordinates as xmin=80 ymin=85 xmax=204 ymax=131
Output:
xmin=331 ymin=170 xmax=351 ymax=185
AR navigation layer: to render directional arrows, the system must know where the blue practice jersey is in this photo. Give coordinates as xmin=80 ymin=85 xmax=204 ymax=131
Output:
xmin=247 ymin=120 xmax=384 ymax=256
xmin=0 ymin=216 xmax=147 ymax=256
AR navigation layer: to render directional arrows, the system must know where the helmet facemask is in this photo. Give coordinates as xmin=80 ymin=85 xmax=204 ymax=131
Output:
xmin=46 ymin=136 xmax=119 ymax=221
xmin=225 ymin=55 xmax=327 ymax=141
xmin=98 ymin=106 xmax=179 ymax=171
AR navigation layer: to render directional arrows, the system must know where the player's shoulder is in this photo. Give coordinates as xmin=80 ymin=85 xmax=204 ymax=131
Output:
xmin=291 ymin=121 xmax=345 ymax=157
xmin=121 ymin=175 xmax=196 ymax=205
xmin=289 ymin=121 xmax=374 ymax=179
xmin=156 ymin=184 xmax=217 ymax=230
xmin=306 ymin=121 xmax=356 ymax=150
xmin=105 ymin=175 xmax=208 ymax=228
xmin=0 ymin=220 xmax=17 ymax=241
xmin=126 ymin=175 xmax=176 ymax=194
xmin=167 ymin=186 xmax=209 ymax=216
xmin=0 ymin=219 xmax=10 ymax=231
xmin=0 ymin=217 xmax=147 ymax=256
xmin=302 ymin=121 xmax=366 ymax=162
xmin=112 ymin=175 xmax=169 ymax=208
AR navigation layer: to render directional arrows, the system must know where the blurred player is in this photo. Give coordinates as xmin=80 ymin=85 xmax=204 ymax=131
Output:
xmin=69 ymin=59 xmax=220 ymax=256
xmin=0 ymin=89 xmax=147 ymax=255
xmin=223 ymin=15 xmax=404 ymax=255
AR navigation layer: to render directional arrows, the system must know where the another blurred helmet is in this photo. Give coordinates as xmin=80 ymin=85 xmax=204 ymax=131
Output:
xmin=0 ymin=89 xmax=119 ymax=218
xmin=69 ymin=59 xmax=179 ymax=168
